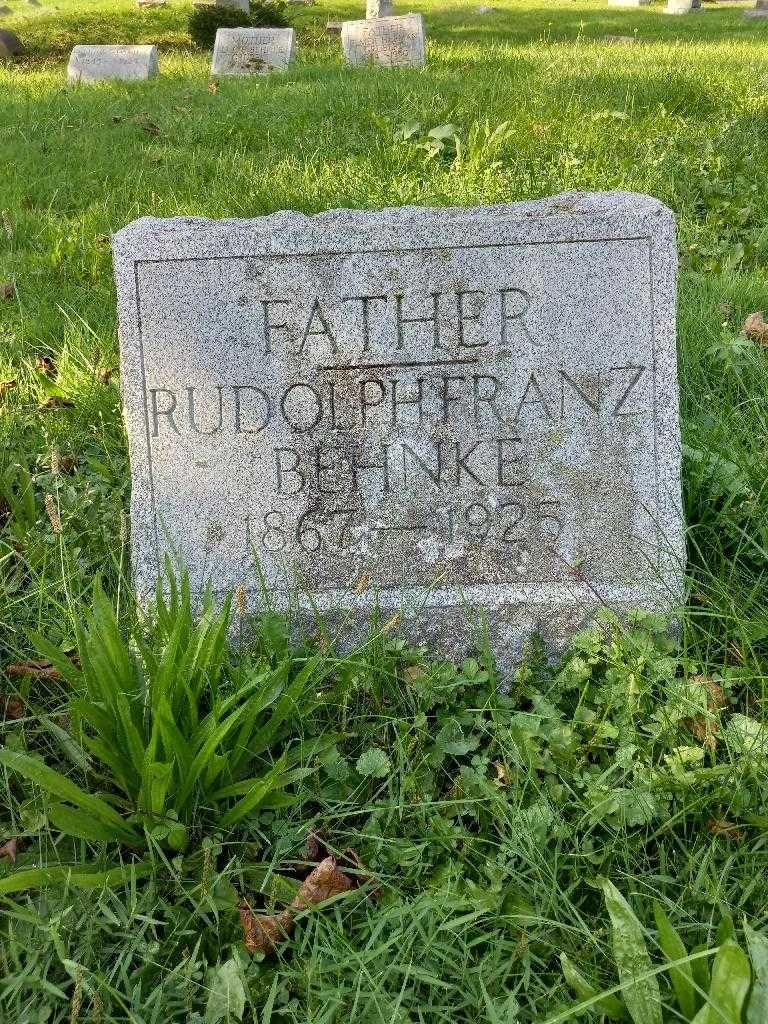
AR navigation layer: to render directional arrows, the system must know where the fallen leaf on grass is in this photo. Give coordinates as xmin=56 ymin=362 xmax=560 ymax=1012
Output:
xmin=5 ymin=659 xmax=63 ymax=681
xmin=691 ymin=674 xmax=726 ymax=709
xmin=0 ymin=380 xmax=18 ymax=399
xmin=35 ymin=354 xmax=56 ymax=376
xmin=290 ymin=855 xmax=353 ymax=911
xmin=240 ymin=854 xmax=374 ymax=955
xmin=0 ymin=838 xmax=18 ymax=865
xmin=38 ymin=396 xmax=74 ymax=412
xmin=1 ymin=282 xmax=16 ymax=300
xmin=685 ymin=714 xmax=718 ymax=751
xmin=1 ymin=694 xmax=25 ymax=718
xmin=743 ymin=311 xmax=768 ymax=346
xmin=708 ymin=818 xmax=744 ymax=841
xmin=239 ymin=903 xmax=293 ymax=954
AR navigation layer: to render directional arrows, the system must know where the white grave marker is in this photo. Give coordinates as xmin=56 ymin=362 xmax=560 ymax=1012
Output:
xmin=67 ymin=44 xmax=158 ymax=83
xmin=211 ymin=28 xmax=296 ymax=75
xmin=341 ymin=13 xmax=425 ymax=68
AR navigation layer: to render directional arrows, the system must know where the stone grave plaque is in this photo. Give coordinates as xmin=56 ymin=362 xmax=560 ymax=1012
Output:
xmin=211 ymin=27 xmax=295 ymax=75
xmin=112 ymin=193 xmax=685 ymax=661
xmin=67 ymin=44 xmax=158 ymax=83
xmin=341 ymin=13 xmax=425 ymax=67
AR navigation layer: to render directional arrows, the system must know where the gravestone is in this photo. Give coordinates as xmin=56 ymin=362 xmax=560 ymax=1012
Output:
xmin=211 ymin=28 xmax=295 ymax=75
xmin=341 ymin=13 xmax=425 ymax=67
xmin=0 ymin=29 xmax=24 ymax=56
xmin=67 ymin=44 xmax=158 ymax=83
xmin=608 ymin=0 xmax=650 ymax=6
xmin=366 ymin=0 xmax=394 ymax=17
xmin=216 ymin=0 xmax=249 ymax=11
xmin=112 ymin=193 xmax=685 ymax=662
xmin=745 ymin=1 xmax=768 ymax=16
xmin=665 ymin=0 xmax=703 ymax=13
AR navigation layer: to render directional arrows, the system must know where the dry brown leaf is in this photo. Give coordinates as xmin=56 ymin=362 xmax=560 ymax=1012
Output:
xmin=493 ymin=761 xmax=510 ymax=787
xmin=2 ymin=694 xmax=25 ymax=719
xmin=0 ymin=838 xmax=18 ymax=864
xmin=5 ymin=659 xmax=62 ymax=681
xmin=59 ymin=455 xmax=76 ymax=474
xmin=355 ymin=572 xmax=370 ymax=594
xmin=239 ymin=903 xmax=293 ymax=954
xmin=381 ymin=613 xmax=400 ymax=635
xmin=708 ymin=818 xmax=744 ymax=841
xmin=1 ymin=281 xmax=16 ymax=300
xmin=38 ymin=396 xmax=74 ymax=412
xmin=96 ymin=366 xmax=115 ymax=384
xmin=290 ymin=855 xmax=354 ymax=911
xmin=743 ymin=311 xmax=768 ymax=346
xmin=685 ymin=714 xmax=718 ymax=752
xmin=35 ymin=354 xmax=56 ymax=377
xmin=691 ymin=674 xmax=726 ymax=710
xmin=0 ymin=379 xmax=18 ymax=400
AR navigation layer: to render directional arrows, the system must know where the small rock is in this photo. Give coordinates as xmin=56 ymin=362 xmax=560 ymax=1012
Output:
xmin=0 ymin=29 xmax=24 ymax=57
xmin=604 ymin=34 xmax=636 ymax=45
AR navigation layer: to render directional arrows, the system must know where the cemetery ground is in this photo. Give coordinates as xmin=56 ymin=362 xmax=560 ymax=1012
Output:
xmin=2 ymin=0 xmax=768 ymax=1020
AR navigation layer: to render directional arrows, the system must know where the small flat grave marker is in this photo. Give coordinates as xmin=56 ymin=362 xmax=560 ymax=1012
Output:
xmin=67 ymin=44 xmax=158 ymax=83
xmin=341 ymin=13 xmax=425 ymax=67
xmin=112 ymin=193 xmax=685 ymax=662
xmin=211 ymin=28 xmax=295 ymax=75
xmin=216 ymin=0 xmax=249 ymax=11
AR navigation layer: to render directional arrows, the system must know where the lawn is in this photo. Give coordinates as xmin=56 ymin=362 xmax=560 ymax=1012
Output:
xmin=1 ymin=0 xmax=768 ymax=1021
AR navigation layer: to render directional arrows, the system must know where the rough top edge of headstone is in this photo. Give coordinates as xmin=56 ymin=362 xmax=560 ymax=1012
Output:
xmin=113 ymin=191 xmax=675 ymax=255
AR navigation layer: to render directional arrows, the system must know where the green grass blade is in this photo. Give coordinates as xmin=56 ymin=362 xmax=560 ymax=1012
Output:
xmin=0 ymin=749 xmax=139 ymax=839
xmin=598 ymin=878 xmax=662 ymax=1024
xmin=653 ymin=903 xmax=696 ymax=1020
xmin=744 ymin=924 xmax=768 ymax=1024
xmin=0 ymin=862 xmax=153 ymax=897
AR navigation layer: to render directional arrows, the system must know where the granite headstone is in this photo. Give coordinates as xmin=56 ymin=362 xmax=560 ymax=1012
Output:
xmin=341 ymin=13 xmax=425 ymax=67
xmin=112 ymin=193 xmax=685 ymax=661
xmin=211 ymin=27 xmax=295 ymax=75
xmin=67 ymin=44 xmax=158 ymax=83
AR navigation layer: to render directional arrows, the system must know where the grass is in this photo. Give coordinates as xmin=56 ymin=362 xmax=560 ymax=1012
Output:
xmin=1 ymin=0 xmax=768 ymax=1021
